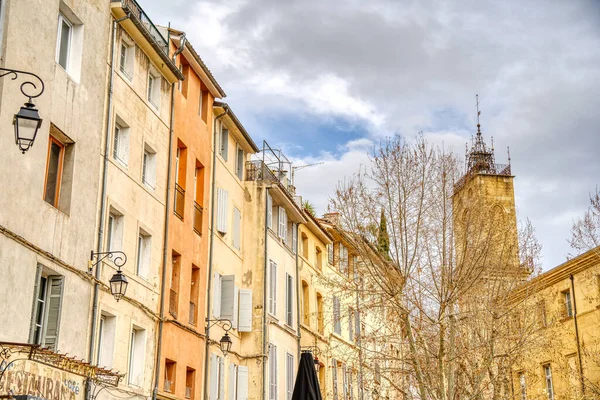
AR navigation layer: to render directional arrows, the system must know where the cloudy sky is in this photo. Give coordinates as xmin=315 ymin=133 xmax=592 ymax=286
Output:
xmin=144 ymin=0 xmax=600 ymax=270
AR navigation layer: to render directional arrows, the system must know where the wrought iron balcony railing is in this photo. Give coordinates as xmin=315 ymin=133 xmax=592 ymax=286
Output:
xmin=193 ymin=201 xmax=203 ymax=235
xmin=174 ymin=183 xmax=185 ymax=220
xmin=185 ymin=386 xmax=192 ymax=399
xmin=113 ymin=0 xmax=168 ymax=55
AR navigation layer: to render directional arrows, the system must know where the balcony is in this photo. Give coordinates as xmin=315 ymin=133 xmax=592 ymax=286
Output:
xmin=189 ymin=301 xmax=196 ymax=325
xmin=185 ymin=387 xmax=192 ymax=399
xmin=110 ymin=0 xmax=183 ymax=83
xmin=169 ymin=288 xmax=178 ymax=318
xmin=164 ymin=380 xmax=173 ymax=393
xmin=174 ymin=183 xmax=185 ymax=220
xmin=193 ymin=201 xmax=203 ymax=235
xmin=246 ymin=141 xmax=296 ymax=197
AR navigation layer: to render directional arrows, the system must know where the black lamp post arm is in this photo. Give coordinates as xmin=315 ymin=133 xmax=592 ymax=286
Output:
xmin=206 ymin=318 xmax=233 ymax=332
xmin=89 ymin=250 xmax=128 ymax=272
xmin=0 ymin=67 xmax=45 ymax=100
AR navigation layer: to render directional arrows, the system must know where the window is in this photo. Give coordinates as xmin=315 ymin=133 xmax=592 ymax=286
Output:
xmin=332 ymin=359 xmax=338 ymax=400
xmin=217 ymin=188 xmax=228 ymax=234
xmin=198 ymin=88 xmax=203 ymax=117
xmin=119 ymin=41 xmax=134 ymax=80
xmin=44 ymin=136 xmax=65 ymax=207
xmin=285 ymin=273 xmax=294 ymax=326
xmin=228 ymin=363 xmax=238 ymax=400
xmin=328 ymin=244 xmax=334 ymax=265
xmin=333 ymin=295 xmax=341 ymax=335
xmin=113 ymin=120 xmax=130 ymax=166
xmin=96 ymin=313 xmax=116 ymax=368
xmin=128 ymin=327 xmax=146 ymax=387
xmin=209 ymin=354 xmax=224 ymax=400
xmin=29 ymin=269 xmax=63 ymax=350
xmin=339 ymin=244 xmax=348 ymax=274
xmin=136 ymin=229 xmax=151 ymax=278
xmin=349 ymin=308 xmax=354 ymax=342
xmin=190 ymin=265 xmax=200 ymax=325
xmin=278 ymin=207 xmax=288 ymax=241
xmin=235 ymin=145 xmax=244 ymax=180
xmin=193 ymin=162 xmax=205 ymax=235
xmin=291 ymin=224 xmax=297 ymax=254
xmin=518 ymin=372 xmax=527 ymax=400
xmin=220 ymin=127 xmax=229 ymax=161
xmin=301 ymin=233 xmax=309 ymax=258
xmin=142 ymin=144 xmax=157 ymax=189
xmin=269 ymin=344 xmax=277 ymax=400
xmin=55 ymin=7 xmax=83 ymax=80
xmin=56 ymin=14 xmax=72 ymax=70
xmin=286 ymin=353 xmax=294 ymax=400
xmin=233 ymin=207 xmax=242 ymax=250
xmin=563 ymin=290 xmax=573 ymax=318
xmin=185 ymin=368 xmax=195 ymax=400
xmin=238 ymin=289 xmax=253 ymax=332
xmin=170 ymin=252 xmax=181 ymax=318
xmin=315 ymin=247 xmax=322 ymax=269
xmin=269 ymin=261 xmax=277 ymax=315
xmin=174 ymin=144 xmax=187 ymax=220
xmin=544 ymin=364 xmax=554 ymax=400
xmin=148 ymin=71 xmax=161 ymax=109
xmin=106 ymin=208 xmax=124 ymax=252
xmin=317 ymin=293 xmax=324 ymax=334
xmin=342 ymin=364 xmax=348 ymax=399
xmin=302 ymin=281 xmax=310 ymax=326
xmin=218 ymin=275 xmax=239 ymax=329
xmin=267 ymin=193 xmax=273 ymax=229
xmin=237 ymin=366 xmax=249 ymax=400
xmin=164 ymin=359 xmax=176 ymax=393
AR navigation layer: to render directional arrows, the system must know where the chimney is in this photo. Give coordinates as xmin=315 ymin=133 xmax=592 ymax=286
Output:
xmin=322 ymin=212 xmax=340 ymax=225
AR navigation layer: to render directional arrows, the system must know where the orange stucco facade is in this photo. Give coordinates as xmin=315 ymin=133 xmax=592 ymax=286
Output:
xmin=159 ymin=34 xmax=223 ymax=400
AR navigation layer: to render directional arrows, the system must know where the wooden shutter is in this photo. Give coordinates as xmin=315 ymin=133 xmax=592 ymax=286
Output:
xmin=220 ymin=275 xmax=235 ymax=326
xmin=233 ymin=207 xmax=241 ymax=250
xmin=43 ymin=276 xmax=64 ymax=350
xmin=218 ymin=356 xmax=225 ymax=400
xmin=267 ymin=194 xmax=272 ymax=229
xmin=213 ymin=273 xmax=222 ymax=317
xmin=237 ymin=366 xmax=249 ymax=400
xmin=209 ymin=354 xmax=218 ymax=400
xmin=228 ymin=363 xmax=237 ymax=400
xmin=221 ymin=129 xmax=229 ymax=161
xmin=238 ymin=289 xmax=253 ymax=332
xmin=217 ymin=188 xmax=229 ymax=234
xmin=286 ymin=274 xmax=293 ymax=326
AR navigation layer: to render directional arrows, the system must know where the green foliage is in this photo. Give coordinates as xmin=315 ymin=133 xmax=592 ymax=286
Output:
xmin=303 ymin=200 xmax=316 ymax=217
xmin=377 ymin=208 xmax=390 ymax=257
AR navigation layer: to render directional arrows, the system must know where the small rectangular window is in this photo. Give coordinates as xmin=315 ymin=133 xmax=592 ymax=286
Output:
xmin=269 ymin=344 xmax=277 ymax=400
xmin=544 ymin=364 xmax=554 ymax=400
xmin=119 ymin=42 xmax=134 ymax=80
xmin=518 ymin=372 xmax=527 ymax=400
xmin=278 ymin=207 xmax=288 ymax=240
xmin=136 ymin=230 xmax=151 ymax=278
xmin=220 ymin=128 xmax=229 ymax=161
xmin=56 ymin=14 xmax=72 ymax=70
xmin=44 ymin=137 xmax=65 ymax=207
xmin=97 ymin=313 xmax=116 ymax=368
xmin=128 ymin=328 xmax=146 ymax=387
xmin=30 ymin=270 xmax=64 ymax=351
xmin=148 ymin=72 xmax=161 ymax=109
xmin=285 ymin=273 xmax=293 ymax=326
xmin=216 ymin=188 xmax=228 ymax=234
xmin=269 ymin=260 xmax=277 ymax=315
xmin=142 ymin=144 xmax=157 ymax=189
xmin=328 ymin=244 xmax=334 ymax=264
xmin=333 ymin=295 xmax=341 ymax=334
xmin=267 ymin=194 xmax=273 ymax=229
xmin=286 ymin=353 xmax=294 ymax=400
xmin=233 ymin=207 xmax=242 ymax=250
xmin=106 ymin=209 xmax=124 ymax=252
xmin=236 ymin=145 xmax=244 ymax=180
xmin=563 ymin=290 xmax=573 ymax=318
xmin=113 ymin=121 xmax=130 ymax=166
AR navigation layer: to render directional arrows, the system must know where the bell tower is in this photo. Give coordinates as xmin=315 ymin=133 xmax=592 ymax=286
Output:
xmin=453 ymin=96 xmax=521 ymax=276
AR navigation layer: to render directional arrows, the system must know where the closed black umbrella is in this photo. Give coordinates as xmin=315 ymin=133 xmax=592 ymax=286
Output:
xmin=291 ymin=352 xmax=323 ymax=400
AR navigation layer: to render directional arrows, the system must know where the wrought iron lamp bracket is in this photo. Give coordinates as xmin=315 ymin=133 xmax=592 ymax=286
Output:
xmin=301 ymin=346 xmax=321 ymax=356
xmin=89 ymin=250 xmax=128 ymax=273
xmin=205 ymin=318 xmax=233 ymax=332
xmin=0 ymin=67 xmax=45 ymax=101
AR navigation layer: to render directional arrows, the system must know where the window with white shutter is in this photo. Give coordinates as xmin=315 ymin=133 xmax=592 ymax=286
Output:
xmin=220 ymin=275 xmax=237 ymax=328
xmin=278 ymin=207 xmax=287 ymax=240
xmin=291 ymin=224 xmax=297 ymax=254
xmin=285 ymin=273 xmax=293 ymax=326
xmin=269 ymin=261 xmax=277 ymax=315
xmin=128 ymin=327 xmax=146 ymax=387
xmin=238 ymin=289 xmax=253 ymax=332
xmin=342 ymin=364 xmax=348 ymax=399
xmin=29 ymin=268 xmax=64 ymax=351
xmin=232 ymin=207 xmax=241 ymax=250
xmin=333 ymin=296 xmax=341 ymax=335
xmin=218 ymin=356 xmax=225 ymax=400
xmin=228 ymin=363 xmax=237 ymax=400
xmin=237 ymin=366 xmax=249 ymax=400
xmin=209 ymin=354 xmax=218 ymax=400
xmin=235 ymin=145 xmax=244 ymax=180
xmin=220 ymin=128 xmax=229 ymax=161
xmin=213 ymin=273 xmax=222 ymax=318
xmin=217 ymin=188 xmax=229 ymax=234
xmin=332 ymin=359 xmax=338 ymax=400
xmin=267 ymin=194 xmax=273 ymax=229
xmin=286 ymin=353 xmax=294 ymax=400
xmin=269 ymin=344 xmax=277 ymax=400
xmin=328 ymin=244 xmax=334 ymax=265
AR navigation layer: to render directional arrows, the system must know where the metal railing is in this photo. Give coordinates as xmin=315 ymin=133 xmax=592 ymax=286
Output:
xmin=185 ymin=386 xmax=192 ymax=399
xmin=454 ymin=163 xmax=511 ymax=192
xmin=189 ymin=301 xmax=196 ymax=325
xmin=164 ymin=380 xmax=173 ymax=393
xmin=174 ymin=183 xmax=185 ymax=220
xmin=169 ymin=288 xmax=178 ymax=318
xmin=193 ymin=202 xmax=203 ymax=235
xmin=115 ymin=0 xmax=169 ymax=55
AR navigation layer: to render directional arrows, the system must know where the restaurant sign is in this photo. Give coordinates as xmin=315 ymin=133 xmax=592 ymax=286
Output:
xmin=0 ymin=358 xmax=84 ymax=400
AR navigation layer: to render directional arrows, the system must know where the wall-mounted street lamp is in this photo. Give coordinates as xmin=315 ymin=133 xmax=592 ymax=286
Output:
xmin=301 ymin=346 xmax=322 ymax=372
xmin=206 ymin=318 xmax=233 ymax=357
xmin=89 ymin=251 xmax=129 ymax=301
xmin=0 ymin=67 xmax=45 ymax=153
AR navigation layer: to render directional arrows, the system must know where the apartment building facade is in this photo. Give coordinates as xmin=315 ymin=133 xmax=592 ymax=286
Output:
xmin=156 ymin=28 xmax=226 ymax=400
xmin=0 ymin=0 xmax=110 ymax=368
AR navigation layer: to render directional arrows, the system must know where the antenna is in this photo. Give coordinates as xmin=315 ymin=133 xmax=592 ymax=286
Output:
xmin=291 ymin=162 xmax=325 ymax=186
xmin=476 ymin=94 xmax=482 ymax=135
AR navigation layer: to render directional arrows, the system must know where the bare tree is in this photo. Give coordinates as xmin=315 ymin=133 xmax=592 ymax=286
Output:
xmin=327 ymin=135 xmax=542 ymax=400
xmin=569 ymin=188 xmax=600 ymax=257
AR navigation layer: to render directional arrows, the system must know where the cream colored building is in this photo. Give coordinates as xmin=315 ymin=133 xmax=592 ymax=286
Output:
xmin=0 ymin=0 xmax=110 ymax=370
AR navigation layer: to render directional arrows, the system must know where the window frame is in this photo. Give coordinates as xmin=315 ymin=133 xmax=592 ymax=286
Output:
xmin=43 ymin=136 xmax=65 ymax=208
xmin=56 ymin=13 xmax=72 ymax=71
xmin=147 ymin=71 xmax=161 ymax=110
xmin=544 ymin=364 xmax=554 ymax=400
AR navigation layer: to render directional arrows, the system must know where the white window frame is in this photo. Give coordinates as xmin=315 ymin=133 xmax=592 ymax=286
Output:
xmin=29 ymin=270 xmax=64 ymax=350
xmin=544 ymin=364 xmax=554 ymax=400
xmin=147 ymin=70 xmax=161 ymax=110
xmin=269 ymin=260 xmax=277 ymax=316
xmin=333 ymin=295 xmax=341 ymax=335
xmin=519 ymin=372 xmax=527 ymax=400
xmin=286 ymin=352 xmax=294 ymax=400
xmin=278 ymin=207 xmax=287 ymax=241
xmin=232 ymin=206 xmax=241 ymax=250
xmin=56 ymin=13 xmax=72 ymax=71
xmin=113 ymin=120 xmax=130 ymax=166
xmin=142 ymin=143 xmax=157 ymax=189
xmin=267 ymin=193 xmax=273 ymax=229
xmin=128 ymin=327 xmax=146 ymax=387
xmin=136 ymin=229 xmax=151 ymax=279
xmin=285 ymin=273 xmax=293 ymax=326
xmin=235 ymin=144 xmax=244 ymax=180
xmin=269 ymin=344 xmax=277 ymax=400
xmin=106 ymin=208 xmax=124 ymax=252
xmin=119 ymin=40 xmax=134 ymax=80
xmin=220 ymin=127 xmax=229 ymax=161
xmin=563 ymin=290 xmax=573 ymax=318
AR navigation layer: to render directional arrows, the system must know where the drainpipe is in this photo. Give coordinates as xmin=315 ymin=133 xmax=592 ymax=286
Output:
xmin=295 ymin=223 xmax=301 ymax=359
xmin=153 ymin=32 xmax=185 ymax=400
xmin=570 ymin=274 xmax=586 ymax=397
xmin=203 ymin=107 xmax=229 ymax=400
xmin=86 ymin=13 xmax=129 ymax=400
xmin=356 ymin=274 xmax=364 ymax=400
xmin=262 ymin=187 xmax=270 ymax=400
